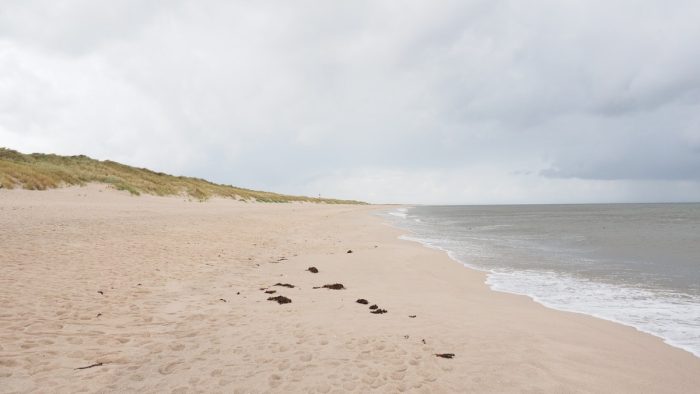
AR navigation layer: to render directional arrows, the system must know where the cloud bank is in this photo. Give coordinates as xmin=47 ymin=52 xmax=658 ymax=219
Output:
xmin=2 ymin=0 xmax=699 ymax=203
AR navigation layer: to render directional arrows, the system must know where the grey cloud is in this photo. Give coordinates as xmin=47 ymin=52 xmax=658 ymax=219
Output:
xmin=1 ymin=0 xmax=700 ymax=203
xmin=0 ymin=0 xmax=166 ymax=55
xmin=542 ymin=132 xmax=700 ymax=181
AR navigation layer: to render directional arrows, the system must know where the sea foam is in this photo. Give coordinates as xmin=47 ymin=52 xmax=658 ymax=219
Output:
xmin=387 ymin=207 xmax=700 ymax=358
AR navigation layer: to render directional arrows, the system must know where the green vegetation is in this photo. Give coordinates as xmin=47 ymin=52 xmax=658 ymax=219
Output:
xmin=0 ymin=148 xmax=364 ymax=204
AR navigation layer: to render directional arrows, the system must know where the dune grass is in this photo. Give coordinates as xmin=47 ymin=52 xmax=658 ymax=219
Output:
xmin=0 ymin=148 xmax=364 ymax=204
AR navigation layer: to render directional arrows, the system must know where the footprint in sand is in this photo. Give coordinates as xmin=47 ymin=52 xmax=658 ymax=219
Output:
xmin=299 ymin=353 xmax=312 ymax=362
xmin=219 ymin=379 xmax=234 ymax=387
xmin=390 ymin=368 xmax=407 ymax=381
xmin=342 ymin=380 xmax=357 ymax=390
xmin=362 ymin=375 xmax=375 ymax=385
xmin=20 ymin=341 xmax=38 ymax=349
xmin=268 ymin=374 xmax=283 ymax=388
xmin=158 ymin=361 xmax=184 ymax=375
xmin=0 ymin=359 xmax=17 ymax=368
xmin=420 ymin=373 xmax=437 ymax=382
xmin=357 ymin=351 xmax=371 ymax=360
xmin=371 ymin=379 xmax=386 ymax=389
xmin=67 ymin=351 xmax=84 ymax=359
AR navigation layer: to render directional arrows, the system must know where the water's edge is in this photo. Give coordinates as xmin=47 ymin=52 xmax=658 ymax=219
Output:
xmin=380 ymin=207 xmax=700 ymax=359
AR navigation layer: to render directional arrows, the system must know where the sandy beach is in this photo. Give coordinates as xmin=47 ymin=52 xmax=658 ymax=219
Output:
xmin=2 ymin=185 xmax=700 ymax=393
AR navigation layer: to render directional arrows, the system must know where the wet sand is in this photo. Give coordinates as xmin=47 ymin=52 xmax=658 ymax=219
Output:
xmin=1 ymin=185 xmax=699 ymax=393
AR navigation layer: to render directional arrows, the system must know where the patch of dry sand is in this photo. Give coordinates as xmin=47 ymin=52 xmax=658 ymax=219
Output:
xmin=1 ymin=185 xmax=699 ymax=393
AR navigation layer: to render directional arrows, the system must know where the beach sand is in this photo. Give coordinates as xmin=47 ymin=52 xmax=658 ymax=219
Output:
xmin=1 ymin=185 xmax=699 ymax=393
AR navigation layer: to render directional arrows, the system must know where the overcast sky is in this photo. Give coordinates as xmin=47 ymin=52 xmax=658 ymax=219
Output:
xmin=2 ymin=1 xmax=700 ymax=204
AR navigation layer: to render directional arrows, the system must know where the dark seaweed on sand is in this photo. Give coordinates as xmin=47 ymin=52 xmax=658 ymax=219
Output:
xmin=321 ymin=283 xmax=344 ymax=290
xmin=267 ymin=295 xmax=292 ymax=304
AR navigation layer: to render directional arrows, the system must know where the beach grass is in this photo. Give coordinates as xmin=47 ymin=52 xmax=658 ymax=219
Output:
xmin=0 ymin=148 xmax=364 ymax=204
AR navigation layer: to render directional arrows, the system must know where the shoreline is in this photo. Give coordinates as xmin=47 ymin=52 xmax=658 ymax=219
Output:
xmin=384 ymin=207 xmax=700 ymax=360
xmin=398 ymin=232 xmax=700 ymax=360
xmin=375 ymin=209 xmax=700 ymax=392
xmin=2 ymin=186 xmax=700 ymax=392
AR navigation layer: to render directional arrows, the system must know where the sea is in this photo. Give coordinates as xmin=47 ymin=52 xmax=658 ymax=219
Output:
xmin=384 ymin=204 xmax=700 ymax=358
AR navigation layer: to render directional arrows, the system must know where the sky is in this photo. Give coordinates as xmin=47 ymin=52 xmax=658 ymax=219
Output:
xmin=1 ymin=0 xmax=700 ymax=204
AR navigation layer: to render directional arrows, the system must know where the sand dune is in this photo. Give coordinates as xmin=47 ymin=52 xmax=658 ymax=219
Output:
xmin=1 ymin=185 xmax=699 ymax=393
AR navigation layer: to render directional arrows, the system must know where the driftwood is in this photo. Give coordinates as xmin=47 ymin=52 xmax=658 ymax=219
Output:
xmin=76 ymin=362 xmax=103 ymax=370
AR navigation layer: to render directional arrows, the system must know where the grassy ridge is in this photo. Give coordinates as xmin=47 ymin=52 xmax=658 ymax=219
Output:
xmin=0 ymin=148 xmax=364 ymax=204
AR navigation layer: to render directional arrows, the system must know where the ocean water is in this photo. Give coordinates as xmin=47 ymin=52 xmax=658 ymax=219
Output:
xmin=384 ymin=204 xmax=700 ymax=357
